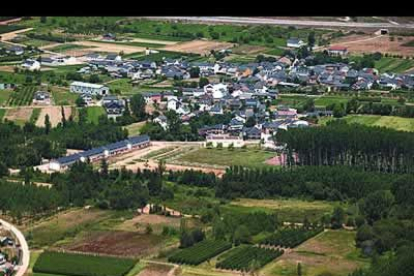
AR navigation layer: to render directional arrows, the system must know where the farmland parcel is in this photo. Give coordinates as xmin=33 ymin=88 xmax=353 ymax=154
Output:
xmin=33 ymin=251 xmax=136 ymax=276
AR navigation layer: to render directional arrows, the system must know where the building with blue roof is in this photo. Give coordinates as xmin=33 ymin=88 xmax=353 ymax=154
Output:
xmin=49 ymin=135 xmax=150 ymax=171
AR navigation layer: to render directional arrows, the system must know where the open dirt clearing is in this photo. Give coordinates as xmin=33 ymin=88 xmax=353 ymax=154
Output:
xmin=4 ymin=107 xmax=33 ymax=122
xmin=138 ymin=262 xmax=175 ymax=276
xmin=328 ymin=34 xmax=414 ymax=56
xmin=36 ymin=106 xmax=72 ymax=127
xmin=162 ymin=40 xmax=232 ymax=55
xmin=1 ymin=28 xmax=33 ymax=41
xmin=71 ymin=41 xmax=146 ymax=54
xmin=115 ymin=214 xmax=180 ymax=234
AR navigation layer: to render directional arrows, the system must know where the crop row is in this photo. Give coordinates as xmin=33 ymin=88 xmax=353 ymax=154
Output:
xmin=216 ymin=245 xmax=284 ymax=272
xmin=8 ymin=86 xmax=36 ymax=106
xmin=260 ymin=227 xmax=323 ymax=248
xmin=168 ymin=239 xmax=232 ymax=265
xmin=33 ymin=251 xmax=136 ymax=276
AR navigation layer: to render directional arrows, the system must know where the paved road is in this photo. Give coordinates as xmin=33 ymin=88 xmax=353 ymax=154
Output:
xmin=142 ymin=16 xmax=414 ymax=30
xmin=0 ymin=219 xmax=30 ymax=276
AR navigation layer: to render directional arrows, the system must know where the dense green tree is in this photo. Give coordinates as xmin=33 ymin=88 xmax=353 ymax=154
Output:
xmin=130 ymin=94 xmax=146 ymax=120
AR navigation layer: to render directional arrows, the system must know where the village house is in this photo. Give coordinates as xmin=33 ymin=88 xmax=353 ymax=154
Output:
xmin=328 ymin=46 xmax=348 ymax=56
xmin=21 ymin=59 xmax=40 ymax=71
xmin=33 ymin=91 xmax=51 ymax=105
xmin=70 ymin=81 xmax=109 ymax=96
xmin=153 ymin=115 xmax=168 ymax=130
xmin=205 ymin=133 xmax=245 ymax=148
xmin=287 ymin=38 xmax=305 ymax=48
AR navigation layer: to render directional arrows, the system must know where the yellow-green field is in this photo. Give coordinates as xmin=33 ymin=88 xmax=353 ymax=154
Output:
xmin=223 ymin=198 xmax=340 ymax=223
xmin=174 ymin=148 xmax=276 ymax=168
xmin=261 ymin=230 xmax=369 ymax=276
xmin=320 ymin=115 xmax=414 ymax=132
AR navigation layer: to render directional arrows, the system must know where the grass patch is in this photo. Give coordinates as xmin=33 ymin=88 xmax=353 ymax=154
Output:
xmin=30 ymin=108 xmax=41 ymax=123
xmin=47 ymin=43 xmax=91 ymax=52
xmin=174 ymin=148 xmax=275 ymax=168
xmin=91 ymin=40 xmax=166 ymax=48
xmin=123 ymin=121 xmax=146 ymax=137
xmin=0 ymin=109 xmax=5 ymax=121
xmin=320 ymin=115 xmax=414 ymax=132
xmin=24 ymin=208 xmax=118 ymax=248
xmin=314 ymin=95 xmax=350 ymax=107
xmin=33 ymin=251 xmax=136 ymax=276
xmin=86 ymin=106 xmax=106 ymax=124
xmin=51 ymin=89 xmax=78 ymax=105
xmin=0 ymin=89 xmax=13 ymax=105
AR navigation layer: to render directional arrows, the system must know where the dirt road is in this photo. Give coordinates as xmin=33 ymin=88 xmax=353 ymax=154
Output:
xmin=0 ymin=219 xmax=30 ymax=276
xmin=0 ymin=28 xmax=33 ymax=41
xmin=142 ymin=16 xmax=414 ymax=30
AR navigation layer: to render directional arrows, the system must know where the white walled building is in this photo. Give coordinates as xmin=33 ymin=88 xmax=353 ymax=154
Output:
xmin=205 ymin=134 xmax=245 ymax=148
xmin=70 ymin=81 xmax=109 ymax=96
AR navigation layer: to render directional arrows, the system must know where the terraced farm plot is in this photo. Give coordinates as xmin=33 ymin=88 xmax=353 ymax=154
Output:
xmin=33 ymin=251 xmax=136 ymax=276
xmin=3 ymin=107 xmax=33 ymax=125
xmin=320 ymin=115 xmax=414 ymax=132
xmin=261 ymin=230 xmax=369 ymax=276
xmin=375 ymin=57 xmax=414 ymax=73
xmin=174 ymin=148 xmax=275 ymax=169
xmin=168 ymin=240 xmax=232 ymax=265
xmin=7 ymin=86 xmax=37 ymax=106
xmin=216 ymin=245 xmax=284 ymax=272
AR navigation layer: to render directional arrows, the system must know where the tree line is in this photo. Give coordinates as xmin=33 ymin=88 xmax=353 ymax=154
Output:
xmin=276 ymin=120 xmax=414 ymax=173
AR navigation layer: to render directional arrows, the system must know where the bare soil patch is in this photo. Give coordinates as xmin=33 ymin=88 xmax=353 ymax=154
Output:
xmin=328 ymin=34 xmax=414 ymax=56
xmin=138 ymin=263 xmax=172 ymax=276
xmin=162 ymin=40 xmax=232 ymax=55
xmin=4 ymin=107 xmax=33 ymax=122
xmin=36 ymin=106 xmax=72 ymax=127
xmin=72 ymin=41 xmax=146 ymax=54
xmin=66 ymin=231 xmax=167 ymax=257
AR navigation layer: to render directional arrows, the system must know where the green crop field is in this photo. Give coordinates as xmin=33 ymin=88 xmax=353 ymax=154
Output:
xmin=261 ymin=227 xmax=324 ymax=248
xmin=174 ymin=148 xmax=276 ymax=169
xmin=86 ymin=106 xmax=106 ymax=124
xmin=33 ymin=251 xmax=136 ymax=276
xmin=320 ymin=115 xmax=414 ymax=132
xmin=216 ymin=245 xmax=284 ymax=271
xmin=168 ymin=239 xmax=232 ymax=265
